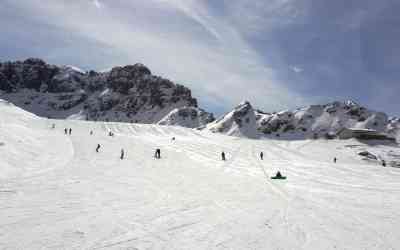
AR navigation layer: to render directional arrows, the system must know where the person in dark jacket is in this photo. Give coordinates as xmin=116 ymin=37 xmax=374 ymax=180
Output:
xmin=221 ymin=151 xmax=226 ymax=161
xmin=69 ymin=128 xmax=72 ymax=135
xmin=334 ymin=157 xmax=337 ymax=163
xmin=96 ymin=144 xmax=101 ymax=153
xmin=64 ymin=128 xmax=68 ymax=134
xmin=120 ymin=149 xmax=125 ymax=160
xmin=155 ymin=148 xmax=161 ymax=159
xmin=260 ymin=152 xmax=264 ymax=160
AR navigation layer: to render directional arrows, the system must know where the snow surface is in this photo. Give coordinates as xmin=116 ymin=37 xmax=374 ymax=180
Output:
xmin=1 ymin=100 xmax=400 ymax=249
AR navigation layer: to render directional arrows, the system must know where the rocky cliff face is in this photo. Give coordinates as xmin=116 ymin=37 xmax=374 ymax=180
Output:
xmin=256 ymin=101 xmax=390 ymax=139
xmin=208 ymin=100 xmax=400 ymax=141
xmin=387 ymin=117 xmax=400 ymax=142
xmin=0 ymin=58 xmax=212 ymax=125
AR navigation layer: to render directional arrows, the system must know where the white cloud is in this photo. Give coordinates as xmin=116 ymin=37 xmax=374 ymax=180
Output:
xmin=92 ymin=0 xmax=103 ymax=9
xmin=3 ymin=0 xmax=307 ymax=112
xmin=291 ymin=66 xmax=304 ymax=73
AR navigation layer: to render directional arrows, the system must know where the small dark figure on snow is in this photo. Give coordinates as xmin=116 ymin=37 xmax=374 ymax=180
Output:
xmin=64 ymin=128 xmax=68 ymax=134
xmin=69 ymin=128 xmax=72 ymax=135
xmin=90 ymin=130 xmax=93 ymax=135
xmin=120 ymin=149 xmax=125 ymax=160
xmin=108 ymin=131 xmax=114 ymax=137
xmin=334 ymin=157 xmax=337 ymax=163
xmin=96 ymin=144 xmax=101 ymax=152
xmin=154 ymin=148 xmax=161 ymax=159
xmin=382 ymin=160 xmax=386 ymax=167
xmin=271 ymin=171 xmax=286 ymax=179
xmin=221 ymin=151 xmax=226 ymax=161
xmin=172 ymin=137 xmax=175 ymax=141
xmin=260 ymin=152 xmax=264 ymax=160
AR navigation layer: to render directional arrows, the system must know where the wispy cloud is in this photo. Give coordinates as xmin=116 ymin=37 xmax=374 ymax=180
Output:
xmin=1 ymin=0 xmax=399 ymax=115
xmin=291 ymin=66 xmax=304 ymax=73
xmin=0 ymin=0 xmax=306 ymax=113
xmin=92 ymin=0 xmax=103 ymax=9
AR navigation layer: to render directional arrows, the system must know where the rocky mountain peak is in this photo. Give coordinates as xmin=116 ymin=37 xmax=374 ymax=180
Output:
xmin=208 ymin=99 xmax=399 ymax=142
xmin=0 ymin=58 xmax=210 ymax=126
xmin=207 ymin=100 xmax=258 ymax=138
xmin=158 ymin=106 xmax=215 ymax=128
xmin=344 ymin=99 xmax=360 ymax=107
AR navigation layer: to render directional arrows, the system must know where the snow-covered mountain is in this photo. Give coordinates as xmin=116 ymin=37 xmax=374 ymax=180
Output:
xmin=208 ymin=100 xmax=400 ymax=141
xmin=207 ymin=101 xmax=259 ymax=138
xmin=1 ymin=58 xmax=399 ymax=140
xmin=157 ymin=106 xmax=214 ymax=128
xmin=0 ymin=58 xmax=213 ymax=126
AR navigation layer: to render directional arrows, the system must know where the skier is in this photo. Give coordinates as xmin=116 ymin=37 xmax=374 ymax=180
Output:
xmin=96 ymin=144 xmax=101 ymax=153
xmin=69 ymin=128 xmax=72 ymax=135
xmin=382 ymin=160 xmax=386 ymax=167
xmin=172 ymin=137 xmax=175 ymax=141
xmin=221 ymin=151 xmax=226 ymax=161
xmin=334 ymin=157 xmax=337 ymax=163
xmin=90 ymin=130 xmax=93 ymax=135
xmin=260 ymin=152 xmax=264 ymax=160
xmin=154 ymin=148 xmax=161 ymax=159
xmin=120 ymin=149 xmax=125 ymax=160
xmin=64 ymin=128 xmax=68 ymax=134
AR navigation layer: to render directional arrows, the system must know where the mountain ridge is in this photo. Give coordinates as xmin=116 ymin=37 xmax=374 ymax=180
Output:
xmin=0 ymin=58 xmax=213 ymax=127
xmin=1 ymin=58 xmax=399 ymax=141
xmin=208 ymin=100 xmax=400 ymax=142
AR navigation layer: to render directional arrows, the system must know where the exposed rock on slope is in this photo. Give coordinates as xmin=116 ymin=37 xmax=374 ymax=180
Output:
xmin=387 ymin=117 xmax=400 ymax=142
xmin=256 ymin=101 xmax=390 ymax=139
xmin=0 ymin=58 xmax=212 ymax=126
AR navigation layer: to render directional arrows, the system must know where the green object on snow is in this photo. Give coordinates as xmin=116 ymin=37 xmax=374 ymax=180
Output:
xmin=271 ymin=176 xmax=287 ymax=180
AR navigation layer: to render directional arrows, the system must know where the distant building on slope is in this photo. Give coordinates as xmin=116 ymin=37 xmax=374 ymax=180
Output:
xmin=337 ymin=128 xmax=395 ymax=141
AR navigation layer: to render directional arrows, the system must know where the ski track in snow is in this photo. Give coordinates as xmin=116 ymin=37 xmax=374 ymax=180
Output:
xmin=1 ymin=104 xmax=400 ymax=249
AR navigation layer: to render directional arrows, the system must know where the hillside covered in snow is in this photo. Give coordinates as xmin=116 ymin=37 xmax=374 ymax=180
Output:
xmin=0 ymin=58 xmax=213 ymax=127
xmin=1 ymin=99 xmax=400 ymax=249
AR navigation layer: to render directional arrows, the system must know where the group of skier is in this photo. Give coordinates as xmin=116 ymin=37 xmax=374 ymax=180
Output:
xmin=64 ymin=128 xmax=72 ymax=135
xmin=93 ymin=130 xmax=164 ymax=160
xmin=54 ymin=123 xmax=389 ymax=170
xmin=221 ymin=151 xmax=264 ymax=161
xmin=56 ymin=125 xmax=286 ymax=177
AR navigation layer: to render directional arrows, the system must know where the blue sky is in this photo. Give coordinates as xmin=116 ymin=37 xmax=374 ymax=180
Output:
xmin=1 ymin=0 xmax=399 ymax=116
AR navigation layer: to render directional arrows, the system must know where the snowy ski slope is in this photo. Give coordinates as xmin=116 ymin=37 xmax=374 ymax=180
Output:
xmin=1 ymin=101 xmax=400 ymax=250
